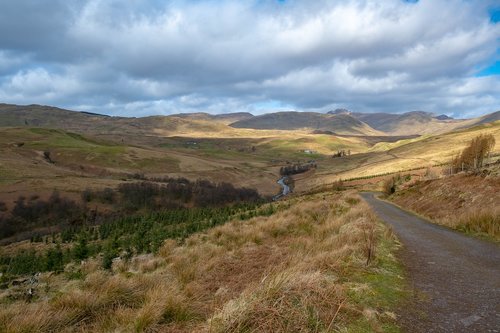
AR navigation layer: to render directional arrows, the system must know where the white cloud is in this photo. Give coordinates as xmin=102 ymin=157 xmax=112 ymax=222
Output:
xmin=0 ymin=0 xmax=498 ymax=117
xmin=0 ymin=68 xmax=81 ymax=103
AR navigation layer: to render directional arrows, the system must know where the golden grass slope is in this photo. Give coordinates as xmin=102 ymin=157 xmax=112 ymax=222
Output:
xmin=308 ymin=121 xmax=500 ymax=189
xmin=0 ymin=192 xmax=406 ymax=332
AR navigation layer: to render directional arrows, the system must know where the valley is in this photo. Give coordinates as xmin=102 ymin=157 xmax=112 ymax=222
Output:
xmin=0 ymin=104 xmax=499 ymax=333
xmin=1 ymin=104 xmax=499 ymax=205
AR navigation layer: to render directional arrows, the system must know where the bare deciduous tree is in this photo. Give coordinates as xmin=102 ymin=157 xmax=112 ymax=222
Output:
xmin=451 ymin=134 xmax=495 ymax=173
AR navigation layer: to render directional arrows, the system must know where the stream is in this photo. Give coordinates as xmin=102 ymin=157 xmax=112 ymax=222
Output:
xmin=273 ymin=177 xmax=291 ymax=200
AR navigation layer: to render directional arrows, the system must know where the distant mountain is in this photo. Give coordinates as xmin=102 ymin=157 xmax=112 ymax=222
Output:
xmin=434 ymin=114 xmax=453 ymax=120
xmin=212 ymin=112 xmax=254 ymax=124
xmin=230 ymin=111 xmax=383 ymax=135
xmin=351 ymin=111 xmax=465 ymax=135
xmin=165 ymin=111 xmax=254 ymax=124
xmin=327 ymin=108 xmax=351 ymax=115
xmin=0 ymin=104 xmax=123 ymax=129
xmin=356 ymin=110 xmax=499 ymax=135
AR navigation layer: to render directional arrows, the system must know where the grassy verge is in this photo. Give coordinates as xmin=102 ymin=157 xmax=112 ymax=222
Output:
xmin=438 ymin=209 xmax=499 ymax=242
xmin=344 ymin=236 xmax=406 ymax=332
xmin=390 ymin=171 xmax=500 ymax=242
xmin=389 ymin=200 xmax=500 ymax=243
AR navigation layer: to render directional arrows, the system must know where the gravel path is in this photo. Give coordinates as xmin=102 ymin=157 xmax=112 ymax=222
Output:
xmin=360 ymin=192 xmax=500 ymax=333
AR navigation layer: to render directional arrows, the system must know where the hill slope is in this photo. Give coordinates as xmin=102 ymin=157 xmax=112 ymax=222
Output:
xmin=459 ymin=110 xmax=500 ymax=128
xmin=230 ymin=111 xmax=383 ymax=135
xmin=352 ymin=110 xmax=500 ymax=135
xmin=168 ymin=112 xmax=254 ymax=125
xmin=306 ymin=120 xmax=500 ymax=190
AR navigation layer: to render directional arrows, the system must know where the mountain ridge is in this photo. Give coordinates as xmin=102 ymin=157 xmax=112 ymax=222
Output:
xmin=229 ymin=111 xmax=384 ymax=136
xmin=1 ymin=103 xmax=499 ymax=137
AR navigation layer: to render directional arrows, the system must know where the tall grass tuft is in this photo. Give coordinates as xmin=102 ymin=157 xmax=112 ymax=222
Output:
xmin=454 ymin=208 xmax=500 ymax=239
xmin=209 ymin=269 xmax=343 ymax=333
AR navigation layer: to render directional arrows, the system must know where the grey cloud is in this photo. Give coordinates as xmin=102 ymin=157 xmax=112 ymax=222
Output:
xmin=0 ymin=1 xmax=81 ymax=61
xmin=0 ymin=0 xmax=498 ymax=117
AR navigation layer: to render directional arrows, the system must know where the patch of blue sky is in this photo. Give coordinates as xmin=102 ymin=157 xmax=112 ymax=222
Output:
xmin=489 ymin=7 xmax=500 ymax=23
xmin=476 ymin=46 xmax=500 ymax=77
xmin=477 ymin=60 xmax=500 ymax=76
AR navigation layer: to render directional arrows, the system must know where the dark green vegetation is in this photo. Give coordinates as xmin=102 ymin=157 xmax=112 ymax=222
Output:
xmin=0 ymin=202 xmax=278 ymax=280
xmin=279 ymin=162 xmax=317 ymax=176
xmin=0 ymin=178 xmax=263 ymax=242
xmin=0 ymin=178 xmax=272 ymax=282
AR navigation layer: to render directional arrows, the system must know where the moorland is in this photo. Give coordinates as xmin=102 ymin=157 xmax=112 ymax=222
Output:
xmin=0 ymin=104 xmax=499 ymax=332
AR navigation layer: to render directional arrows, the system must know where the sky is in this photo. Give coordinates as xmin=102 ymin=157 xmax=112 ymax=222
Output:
xmin=0 ymin=0 xmax=499 ymax=118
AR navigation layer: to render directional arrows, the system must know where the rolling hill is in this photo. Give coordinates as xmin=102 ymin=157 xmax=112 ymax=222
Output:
xmin=461 ymin=110 xmax=500 ymax=128
xmin=171 ymin=112 xmax=255 ymax=124
xmin=0 ymin=104 xmax=246 ymax=139
xmin=230 ymin=111 xmax=384 ymax=136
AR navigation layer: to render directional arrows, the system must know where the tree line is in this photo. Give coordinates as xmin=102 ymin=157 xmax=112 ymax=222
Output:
xmin=0 ymin=178 xmax=264 ymax=242
xmin=279 ymin=163 xmax=317 ymax=176
xmin=332 ymin=149 xmax=350 ymax=158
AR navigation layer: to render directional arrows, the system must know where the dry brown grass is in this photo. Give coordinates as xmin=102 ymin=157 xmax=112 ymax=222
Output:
xmin=0 ymin=192 xmax=401 ymax=332
xmin=208 ymin=269 xmax=343 ymax=333
xmin=443 ymin=208 xmax=500 ymax=240
xmin=391 ymin=170 xmax=500 ymax=241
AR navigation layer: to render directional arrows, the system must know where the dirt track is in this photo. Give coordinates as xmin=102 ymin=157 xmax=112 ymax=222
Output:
xmin=360 ymin=192 xmax=500 ymax=333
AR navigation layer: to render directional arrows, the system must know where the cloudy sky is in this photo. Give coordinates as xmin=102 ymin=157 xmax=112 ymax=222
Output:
xmin=0 ymin=0 xmax=499 ymax=118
